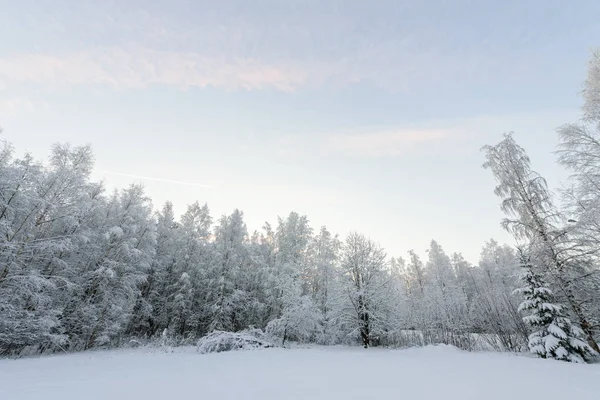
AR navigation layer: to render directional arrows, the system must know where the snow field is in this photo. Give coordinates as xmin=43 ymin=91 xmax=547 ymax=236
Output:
xmin=1 ymin=345 xmax=599 ymax=400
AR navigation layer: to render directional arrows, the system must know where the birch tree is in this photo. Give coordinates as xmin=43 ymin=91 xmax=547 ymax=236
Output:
xmin=483 ymin=133 xmax=600 ymax=352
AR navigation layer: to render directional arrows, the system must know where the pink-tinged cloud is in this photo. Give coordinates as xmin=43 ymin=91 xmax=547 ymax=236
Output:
xmin=0 ymin=47 xmax=318 ymax=92
xmin=328 ymin=129 xmax=451 ymax=156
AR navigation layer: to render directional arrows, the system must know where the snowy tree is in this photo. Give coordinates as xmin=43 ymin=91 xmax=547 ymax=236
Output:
xmin=168 ymin=201 xmax=212 ymax=337
xmin=266 ymin=286 xmax=319 ymax=346
xmin=515 ymin=253 xmax=596 ymax=363
xmin=388 ymin=256 xmax=410 ymax=331
xmin=470 ymin=240 xmax=527 ymax=350
xmin=477 ymin=240 xmax=518 ymax=288
xmin=129 ymin=202 xmax=180 ymax=337
xmin=582 ymin=50 xmax=600 ymax=123
xmin=64 ymin=185 xmax=156 ymax=349
xmin=306 ymin=226 xmax=344 ymax=344
xmin=556 ymin=51 xmax=600 ymax=343
xmin=168 ymin=272 xmax=194 ymax=337
xmin=393 ymin=250 xmax=428 ymax=331
xmin=246 ymin=223 xmax=277 ymax=329
xmin=0 ymin=143 xmax=102 ymax=354
xmin=208 ymin=209 xmax=250 ymax=332
xmin=340 ymin=233 xmax=392 ymax=348
xmin=406 ymin=250 xmax=426 ymax=296
xmin=0 ymin=150 xmax=59 ymax=354
xmin=482 ymin=133 xmax=600 ymax=352
xmin=423 ymin=241 xmax=469 ymax=332
xmin=265 ymin=213 xmax=318 ymax=344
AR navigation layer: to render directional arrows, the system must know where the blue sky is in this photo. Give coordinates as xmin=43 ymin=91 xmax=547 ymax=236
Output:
xmin=1 ymin=0 xmax=599 ymax=262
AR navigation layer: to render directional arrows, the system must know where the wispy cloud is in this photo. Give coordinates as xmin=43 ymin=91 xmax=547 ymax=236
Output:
xmin=0 ymin=47 xmax=319 ymax=92
xmin=0 ymin=44 xmax=467 ymax=94
xmin=0 ymin=9 xmax=504 ymax=94
xmin=2 ymin=1 xmax=594 ymax=95
xmin=101 ymin=170 xmax=214 ymax=188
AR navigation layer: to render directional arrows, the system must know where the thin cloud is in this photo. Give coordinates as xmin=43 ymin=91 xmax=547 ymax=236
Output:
xmin=0 ymin=45 xmax=460 ymax=93
xmin=1 ymin=1 xmax=580 ymax=94
xmin=328 ymin=129 xmax=451 ymax=157
xmin=0 ymin=47 xmax=317 ymax=92
xmin=101 ymin=171 xmax=214 ymax=188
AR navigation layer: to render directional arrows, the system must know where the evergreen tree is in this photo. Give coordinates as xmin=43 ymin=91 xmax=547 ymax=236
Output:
xmin=515 ymin=253 xmax=596 ymax=363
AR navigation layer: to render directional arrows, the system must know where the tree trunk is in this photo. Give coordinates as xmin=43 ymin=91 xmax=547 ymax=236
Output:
xmin=358 ymin=295 xmax=370 ymax=348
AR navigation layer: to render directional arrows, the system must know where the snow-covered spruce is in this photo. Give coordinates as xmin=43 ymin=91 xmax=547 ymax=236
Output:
xmin=514 ymin=256 xmax=596 ymax=363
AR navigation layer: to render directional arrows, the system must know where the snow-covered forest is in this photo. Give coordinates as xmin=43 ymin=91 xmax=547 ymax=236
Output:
xmin=2 ymin=53 xmax=600 ymax=363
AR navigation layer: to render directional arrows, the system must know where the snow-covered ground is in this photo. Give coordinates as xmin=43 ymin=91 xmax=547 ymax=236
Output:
xmin=1 ymin=345 xmax=598 ymax=400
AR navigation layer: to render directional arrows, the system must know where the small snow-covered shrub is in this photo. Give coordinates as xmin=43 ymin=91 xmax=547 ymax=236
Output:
xmin=197 ymin=329 xmax=275 ymax=354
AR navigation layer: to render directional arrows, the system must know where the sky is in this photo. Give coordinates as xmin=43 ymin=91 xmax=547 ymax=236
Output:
xmin=1 ymin=0 xmax=599 ymax=263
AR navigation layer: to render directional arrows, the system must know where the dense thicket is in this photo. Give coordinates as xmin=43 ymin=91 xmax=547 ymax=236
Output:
xmin=2 ymin=53 xmax=600 ymax=363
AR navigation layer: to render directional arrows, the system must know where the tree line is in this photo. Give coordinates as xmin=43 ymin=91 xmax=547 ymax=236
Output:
xmin=1 ymin=52 xmax=600 ymax=363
